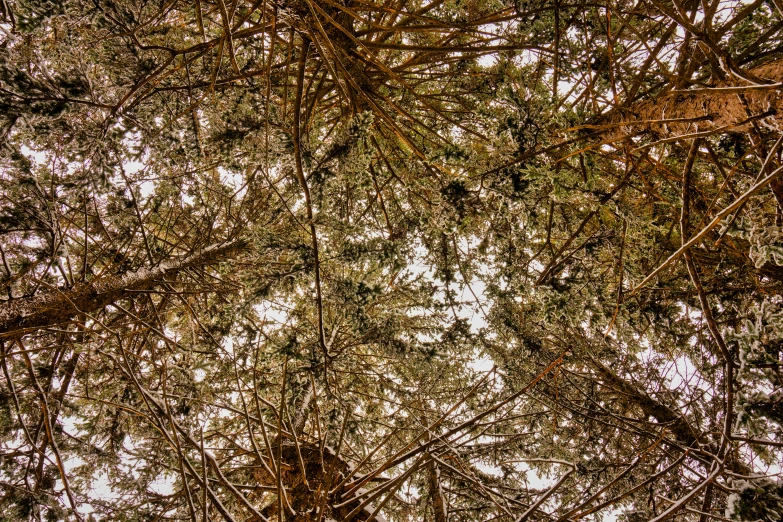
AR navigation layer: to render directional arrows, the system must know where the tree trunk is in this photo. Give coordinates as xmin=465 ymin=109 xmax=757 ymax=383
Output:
xmin=589 ymin=357 xmax=752 ymax=475
xmin=0 ymin=240 xmax=244 ymax=337
xmin=255 ymin=443 xmax=385 ymax=522
xmin=593 ymin=58 xmax=783 ymax=141
xmin=589 ymin=357 xmax=703 ymax=447
xmin=426 ymin=459 xmax=448 ymax=522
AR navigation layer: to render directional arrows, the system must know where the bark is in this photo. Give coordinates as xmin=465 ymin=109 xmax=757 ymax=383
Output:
xmin=254 ymin=443 xmax=383 ymax=522
xmin=589 ymin=357 xmax=703 ymax=447
xmin=592 ymin=58 xmax=783 ymax=141
xmin=0 ymin=240 xmax=244 ymax=337
xmin=589 ymin=357 xmax=753 ymax=476
xmin=292 ymin=379 xmax=316 ymax=436
xmin=426 ymin=459 xmax=448 ymax=522
xmin=281 ymin=0 xmax=369 ymax=113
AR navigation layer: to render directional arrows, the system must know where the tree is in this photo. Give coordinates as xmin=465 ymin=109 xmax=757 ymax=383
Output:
xmin=1 ymin=0 xmax=783 ymax=521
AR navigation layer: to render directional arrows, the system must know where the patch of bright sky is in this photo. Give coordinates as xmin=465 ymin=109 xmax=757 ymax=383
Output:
xmin=222 ymin=335 xmax=235 ymax=356
xmin=469 ymin=350 xmax=494 ymax=374
xmin=182 ymin=189 xmax=195 ymax=206
xmin=253 ymin=299 xmax=294 ymax=330
xmin=477 ymin=53 xmax=496 ymax=68
xmin=124 ymin=159 xmax=156 ymax=199
xmin=739 ymin=443 xmax=783 ymax=479
xmin=19 ymin=144 xmax=49 ymax=167
xmin=148 ymin=472 xmax=176 ymax=495
xmin=0 ymin=22 xmax=12 ymax=42
xmin=218 ymin=166 xmax=245 ymax=192
xmin=498 ymin=458 xmax=562 ymax=491
xmin=632 ymin=326 xmax=718 ymax=404
xmin=88 ymin=471 xmax=122 ymax=505
xmin=194 ymin=368 xmax=207 ymax=382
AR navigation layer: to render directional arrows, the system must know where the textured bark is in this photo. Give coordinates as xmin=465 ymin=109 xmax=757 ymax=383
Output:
xmin=593 ymin=58 xmax=783 ymax=141
xmin=590 ymin=357 xmax=703 ymax=447
xmin=255 ymin=443 xmax=382 ymax=522
xmin=0 ymin=241 xmax=244 ymax=336
xmin=292 ymin=380 xmax=316 ymax=436
xmin=589 ymin=358 xmax=752 ymax=475
xmin=426 ymin=459 xmax=448 ymax=522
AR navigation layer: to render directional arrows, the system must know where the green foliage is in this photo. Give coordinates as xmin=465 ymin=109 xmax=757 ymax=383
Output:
xmin=728 ymin=479 xmax=783 ymax=522
xmin=1 ymin=0 xmax=783 ymax=520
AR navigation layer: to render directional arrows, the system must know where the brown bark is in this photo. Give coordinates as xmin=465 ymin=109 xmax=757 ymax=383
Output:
xmin=0 ymin=240 xmax=244 ymax=337
xmin=589 ymin=357 xmax=752 ymax=476
xmin=589 ymin=357 xmax=703 ymax=447
xmin=593 ymin=58 xmax=783 ymax=141
xmin=426 ymin=459 xmax=448 ymax=522
xmin=255 ymin=443 xmax=383 ymax=522
xmin=292 ymin=380 xmax=316 ymax=436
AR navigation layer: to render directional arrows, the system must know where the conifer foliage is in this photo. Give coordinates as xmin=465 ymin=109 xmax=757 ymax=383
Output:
xmin=1 ymin=0 xmax=783 ymax=520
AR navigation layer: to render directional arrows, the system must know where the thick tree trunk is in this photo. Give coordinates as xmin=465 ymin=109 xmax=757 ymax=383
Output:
xmin=0 ymin=240 xmax=244 ymax=336
xmin=426 ymin=459 xmax=448 ymax=522
xmin=589 ymin=357 xmax=752 ymax=475
xmin=590 ymin=357 xmax=703 ymax=447
xmin=255 ymin=443 xmax=384 ymax=522
xmin=593 ymin=58 xmax=783 ymax=141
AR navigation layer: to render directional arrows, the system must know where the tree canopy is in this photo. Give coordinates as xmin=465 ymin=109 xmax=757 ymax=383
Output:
xmin=2 ymin=0 xmax=783 ymax=520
